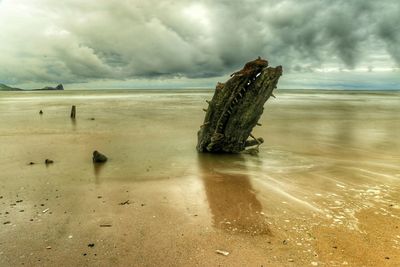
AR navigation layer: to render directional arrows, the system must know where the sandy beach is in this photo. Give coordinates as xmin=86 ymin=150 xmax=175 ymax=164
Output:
xmin=0 ymin=90 xmax=399 ymax=266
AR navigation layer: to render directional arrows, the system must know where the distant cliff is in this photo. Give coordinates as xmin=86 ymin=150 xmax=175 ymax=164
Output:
xmin=0 ymin=83 xmax=23 ymax=91
xmin=0 ymin=83 xmax=64 ymax=91
xmin=34 ymin=84 xmax=64 ymax=91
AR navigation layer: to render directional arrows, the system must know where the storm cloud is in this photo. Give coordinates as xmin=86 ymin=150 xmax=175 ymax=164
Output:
xmin=0 ymin=0 xmax=399 ymax=87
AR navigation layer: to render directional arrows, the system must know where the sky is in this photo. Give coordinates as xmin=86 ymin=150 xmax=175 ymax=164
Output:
xmin=0 ymin=0 xmax=399 ymax=89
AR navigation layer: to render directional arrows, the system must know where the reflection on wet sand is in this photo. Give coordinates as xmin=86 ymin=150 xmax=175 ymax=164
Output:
xmin=197 ymin=153 xmax=270 ymax=235
xmin=93 ymin=162 xmax=105 ymax=183
xmin=70 ymin=117 xmax=77 ymax=131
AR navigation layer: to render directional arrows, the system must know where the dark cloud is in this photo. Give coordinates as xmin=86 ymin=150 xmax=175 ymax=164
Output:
xmin=0 ymin=0 xmax=399 ymax=86
xmin=376 ymin=2 xmax=400 ymax=65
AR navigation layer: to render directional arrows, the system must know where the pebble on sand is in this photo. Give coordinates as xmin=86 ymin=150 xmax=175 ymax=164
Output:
xmin=215 ymin=249 xmax=229 ymax=256
xmin=119 ymin=200 xmax=130 ymax=205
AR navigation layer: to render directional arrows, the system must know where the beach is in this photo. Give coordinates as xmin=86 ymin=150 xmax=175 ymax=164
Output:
xmin=0 ymin=89 xmax=399 ymax=266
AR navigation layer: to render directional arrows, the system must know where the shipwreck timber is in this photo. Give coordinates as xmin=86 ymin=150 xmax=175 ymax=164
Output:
xmin=196 ymin=57 xmax=282 ymax=153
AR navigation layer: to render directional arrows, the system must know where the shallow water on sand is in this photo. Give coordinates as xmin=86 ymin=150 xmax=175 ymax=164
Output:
xmin=0 ymin=90 xmax=399 ymax=266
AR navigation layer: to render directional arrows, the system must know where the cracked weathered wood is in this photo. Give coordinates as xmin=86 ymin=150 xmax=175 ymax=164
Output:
xmin=197 ymin=57 xmax=283 ymax=153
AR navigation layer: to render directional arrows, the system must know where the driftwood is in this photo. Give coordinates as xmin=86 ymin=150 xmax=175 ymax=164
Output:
xmin=197 ymin=57 xmax=282 ymax=153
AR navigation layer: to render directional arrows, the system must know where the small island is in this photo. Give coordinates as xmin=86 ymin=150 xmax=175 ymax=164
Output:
xmin=0 ymin=83 xmax=64 ymax=91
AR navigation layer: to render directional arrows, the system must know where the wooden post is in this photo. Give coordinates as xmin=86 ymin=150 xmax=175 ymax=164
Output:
xmin=70 ymin=105 xmax=76 ymax=118
xmin=196 ymin=58 xmax=282 ymax=153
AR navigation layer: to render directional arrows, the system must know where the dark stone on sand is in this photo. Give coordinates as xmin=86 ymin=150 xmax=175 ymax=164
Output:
xmin=45 ymin=159 xmax=54 ymax=164
xmin=29 ymin=162 xmax=35 ymax=165
xmin=93 ymin=151 xmax=108 ymax=163
xmin=39 ymin=110 xmax=43 ymax=115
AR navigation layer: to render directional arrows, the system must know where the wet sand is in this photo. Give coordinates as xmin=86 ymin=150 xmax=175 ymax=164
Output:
xmin=0 ymin=90 xmax=399 ymax=266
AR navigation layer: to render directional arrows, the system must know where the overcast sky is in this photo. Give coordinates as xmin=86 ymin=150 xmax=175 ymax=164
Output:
xmin=0 ymin=0 xmax=399 ymax=89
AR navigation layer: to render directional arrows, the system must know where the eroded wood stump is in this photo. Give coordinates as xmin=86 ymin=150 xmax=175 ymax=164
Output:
xmin=197 ymin=57 xmax=283 ymax=153
xmin=70 ymin=105 xmax=76 ymax=118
